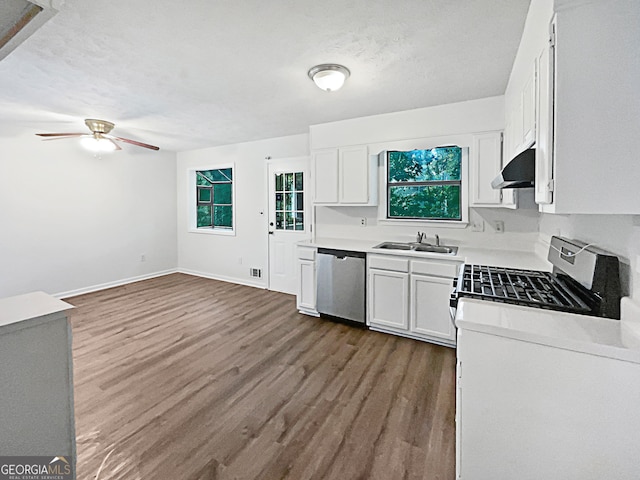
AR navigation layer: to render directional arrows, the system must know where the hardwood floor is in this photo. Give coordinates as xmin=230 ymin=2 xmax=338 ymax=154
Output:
xmin=65 ymin=273 xmax=456 ymax=480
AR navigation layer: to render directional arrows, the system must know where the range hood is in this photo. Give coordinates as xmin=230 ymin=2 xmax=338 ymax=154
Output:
xmin=491 ymin=148 xmax=535 ymax=189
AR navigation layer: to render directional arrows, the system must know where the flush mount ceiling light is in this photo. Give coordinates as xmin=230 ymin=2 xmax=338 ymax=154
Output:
xmin=308 ymin=64 xmax=350 ymax=92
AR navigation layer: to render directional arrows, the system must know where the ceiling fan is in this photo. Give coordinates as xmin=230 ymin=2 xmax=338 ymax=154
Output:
xmin=36 ymin=119 xmax=160 ymax=151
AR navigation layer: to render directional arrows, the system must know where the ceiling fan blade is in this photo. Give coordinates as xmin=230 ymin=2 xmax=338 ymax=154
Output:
xmin=41 ymin=135 xmax=89 ymax=141
xmin=109 ymin=135 xmax=160 ymax=151
xmin=36 ymin=133 xmax=86 ymax=137
xmin=108 ymin=139 xmax=122 ymax=151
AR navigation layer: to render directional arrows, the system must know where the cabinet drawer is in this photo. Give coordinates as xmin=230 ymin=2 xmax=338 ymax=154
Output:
xmin=298 ymin=247 xmax=316 ymax=261
xmin=368 ymin=255 xmax=409 ymax=273
xmin=410 ymin=259 xmax=459 ymax=278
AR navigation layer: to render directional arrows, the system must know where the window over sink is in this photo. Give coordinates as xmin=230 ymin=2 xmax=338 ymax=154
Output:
xmin=386 ymin=146 xmax=464 ymax=221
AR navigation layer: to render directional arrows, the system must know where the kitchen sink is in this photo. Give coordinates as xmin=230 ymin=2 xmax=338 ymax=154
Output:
xmin=413 ymin=244 xmax=458 ymax=254
xmin=373 ymin=242 xmax=414 ymax=250
xmin=373 ymin=242 xmax=458 ymax=255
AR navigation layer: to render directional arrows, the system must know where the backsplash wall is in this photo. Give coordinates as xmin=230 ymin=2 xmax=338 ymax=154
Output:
xmin=539 ymin=214 xmax=640 ymax=299
xmin=314 ymin=205 xmax=541 ymax=251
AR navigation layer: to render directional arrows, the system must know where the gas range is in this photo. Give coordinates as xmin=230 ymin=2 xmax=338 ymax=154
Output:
xmin=450 ymin=236 xmax=622 ymax=319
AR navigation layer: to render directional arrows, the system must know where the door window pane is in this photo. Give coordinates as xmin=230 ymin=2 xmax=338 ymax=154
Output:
xmin=273 ymin=171 xmax=304 ymax=231
xmin=285 ymin=211 xmax=294 ymax=230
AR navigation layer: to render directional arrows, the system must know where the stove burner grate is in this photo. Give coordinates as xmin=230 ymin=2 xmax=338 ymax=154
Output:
xmin=458 ymin=265 xmax=592 ymax=313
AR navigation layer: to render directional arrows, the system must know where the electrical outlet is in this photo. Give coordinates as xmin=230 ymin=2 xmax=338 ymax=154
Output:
xmin=470 ymin=220 xmax=484 ymax=232
xmin=140 ymin=254 xmax=146 ymax=262
xmin=494 ymin=221 xmax=505 ymax=233
xmin=359 ymin=218 xmax=367 ymax=227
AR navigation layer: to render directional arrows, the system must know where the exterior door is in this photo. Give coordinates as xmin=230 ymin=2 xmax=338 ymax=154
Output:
xmin=268 ymin=157 xmax=310 ymax=294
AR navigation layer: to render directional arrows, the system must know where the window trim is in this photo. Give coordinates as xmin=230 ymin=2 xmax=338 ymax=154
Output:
xmin=188 ymin=163 xmax=236 ymax=236
xmin=376 ymin=141 xmax=469 ymax=228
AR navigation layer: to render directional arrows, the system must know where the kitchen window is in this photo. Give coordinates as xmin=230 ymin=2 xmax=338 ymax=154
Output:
xmin=386 ymin=147 xmax=463 ymax=221
xmin=193 ymin=166 xmax=234 ymax=233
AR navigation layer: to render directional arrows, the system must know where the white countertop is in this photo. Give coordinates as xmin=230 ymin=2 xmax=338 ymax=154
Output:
xmin=0 ymin=291 xmax=74 ymax=329
xmin=455 ymin=298 xmax=640 ymax=364
xmin=299 ymin=237 xmax=550 ymax=271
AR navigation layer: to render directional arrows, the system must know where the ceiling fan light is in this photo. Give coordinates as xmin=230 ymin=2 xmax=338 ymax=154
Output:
xmin=308 ymin=64 xmax=350 ymax=92
xmin=81 ymin=136 xmax=116 ymax=152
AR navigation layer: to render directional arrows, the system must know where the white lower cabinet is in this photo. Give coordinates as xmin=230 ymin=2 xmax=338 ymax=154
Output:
xmin=410 ymin=274 xmax=456 ymax=343
xmin=367 ymin=254 xmax=459 ymax=346
xmin=457 ymin=328 xmax=640 ymax=480
xmin=368 ymin=268 xmax=409 ymax=331
xmin=296 ymin=246 xmax=318 ymax=316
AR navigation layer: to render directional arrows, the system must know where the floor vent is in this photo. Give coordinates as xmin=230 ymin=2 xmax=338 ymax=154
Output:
xmin=249 ymin=268 xmax=262 ymax=278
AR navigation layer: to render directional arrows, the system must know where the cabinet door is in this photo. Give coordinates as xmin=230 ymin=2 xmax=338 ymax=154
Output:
xmin=368 ymin=268 xmax=409 ymax=331
xmin=313 ymin=149 xmax=339 ymax=203
xmin=535 ymin=26 xmax=554 ymax=205
xmin=339 ymin=145 xmax=369 ymax=204
xmin=521 ymin=61 xmax=537 ymax=149
xmin=410 ymin=274 xmax=456 ymax=343
xmin=470 ymin=132 xmax=502 ymax=206
xmin=297 ymin=260 xmax=316 ymax=312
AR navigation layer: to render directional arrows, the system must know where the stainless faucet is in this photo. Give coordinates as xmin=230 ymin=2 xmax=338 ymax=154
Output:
xmin=416 ymin=231 xmax=440 ymax=245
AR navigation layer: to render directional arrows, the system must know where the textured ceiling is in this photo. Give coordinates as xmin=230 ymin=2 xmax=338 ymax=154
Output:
xmin=0 ymin=0 xmax=531 ymax=152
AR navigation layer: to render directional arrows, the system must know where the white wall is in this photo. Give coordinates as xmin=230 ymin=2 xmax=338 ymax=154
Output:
xmin=0 ymin=133 xmax=178 ymax=298
xmin=310 ymin=96 xmax=507 ymax=149
xmin=311 ymin=97 xmax=541 ymax=250
xmin=539 ymin=214 xmax=640 ymax=299
xmin=176 ymin=134 xmax=309 ymax=287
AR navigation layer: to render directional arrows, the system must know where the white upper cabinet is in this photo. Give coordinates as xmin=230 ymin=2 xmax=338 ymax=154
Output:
xmin=520 ymin=62 xmax=537 ymax=150
xmin=312 ymin=145 xmax=377 ymax=206
xmin=470 ymin=132 xmax=502 ymax=206
xmin=339 ymin=146 xmax=370 ymax=203
xmin=535 ymin=26 xmax=554 ymax=206
xmin=312 ymin=149 xmax=339 ymax=203
xmin=514 ymin=0 xmax=640 ymax=214
xmin=505 ymin=61 xmax=537 ymax=159
xmin=469 ymin=131 xmax=516 ymax=209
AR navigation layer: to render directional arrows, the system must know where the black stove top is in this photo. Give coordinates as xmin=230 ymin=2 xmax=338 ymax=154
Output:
xmin=450 ymin=237 xmax=622 ymax=319
xmin=451 ymin=264 xmax=592 ymax=314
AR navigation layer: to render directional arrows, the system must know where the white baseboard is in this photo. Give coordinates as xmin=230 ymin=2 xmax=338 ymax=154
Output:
xmin=178 ymin=268 xmax=267 ymax=290
xmin=54 ymin=269 xmax=178 ymax=299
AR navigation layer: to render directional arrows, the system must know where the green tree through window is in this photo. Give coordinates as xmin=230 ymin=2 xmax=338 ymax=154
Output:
xmin=387 ymin=147 xmax=462 ymax=220
xmin=196 ymin=168 xmax=233 ymax=229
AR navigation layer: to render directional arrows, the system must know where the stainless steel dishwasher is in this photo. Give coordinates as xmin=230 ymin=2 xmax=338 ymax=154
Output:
xmin=316 ymin=248 xmax=366 ymax=324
